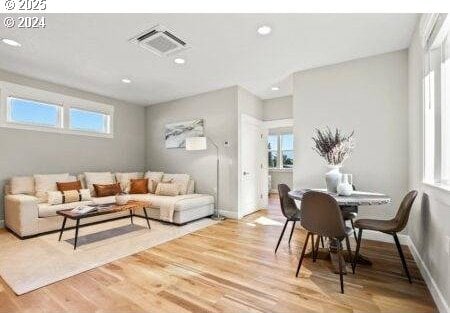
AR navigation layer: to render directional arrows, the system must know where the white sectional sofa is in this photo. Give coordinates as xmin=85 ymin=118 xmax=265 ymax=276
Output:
xmin=4 ymin=171 xmax=215 ymax=238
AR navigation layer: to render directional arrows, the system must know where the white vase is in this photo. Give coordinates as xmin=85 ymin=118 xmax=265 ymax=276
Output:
xmin=337 ymin=174 xmax=353 ymax=196
xmin=325 ymin=165 xmax=342 ymax=193
xmin=115 ymin=194 xmax=129 ymax=205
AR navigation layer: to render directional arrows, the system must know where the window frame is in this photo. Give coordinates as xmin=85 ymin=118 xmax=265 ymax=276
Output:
xmin=7 ymin=96 xmax=63 ymax=129
xmin=268 ymin=133 xmax=294 ymax=171
xmin=0 ymin=81 xmax=114 ymax=138
xmin=422 ymin=14 xmax=450 ymax=189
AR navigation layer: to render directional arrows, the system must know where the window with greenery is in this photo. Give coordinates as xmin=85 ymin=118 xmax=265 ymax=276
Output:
xmin=423 ymin=14 xmax=450 ymax=187
xmin=268 ymin=133 xmax=294 ymax=169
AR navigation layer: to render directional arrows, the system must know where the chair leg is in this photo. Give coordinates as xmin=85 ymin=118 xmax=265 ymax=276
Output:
xmin=313 ymin=234 xmax=320 ymax=262
xmin=320 ymin=236 xmax=325 ymax=248
xmin=275 ymin=220 xmax=288 ymax=254
xmin=296 ymin=232 xmax=310 ymax=277
xmin=337 ymin=240 xmax=344 ymax=294
xmin=352 ymin=228 xmax=363 ymax=273
xmin=350 ymin=219 xmax=358 ymax=241
xmin=345 ymin=235 xmax=354 ymax=274
xmin=393 ymin=232 xmax=412 ymax=283
xmin=288 ymin=221 xmax=296 ymax=245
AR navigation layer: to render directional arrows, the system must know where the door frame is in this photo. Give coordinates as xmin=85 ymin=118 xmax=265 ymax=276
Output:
xmin=238 ymin=113 xmax=268 ymax=218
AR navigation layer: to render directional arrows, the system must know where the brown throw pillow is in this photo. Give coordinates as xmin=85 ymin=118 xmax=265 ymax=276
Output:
xmin=56 ymin=180 xmax=82 ymax=192
xmin=93 ymin=183 xmax=121 ymax=197
xmin=129 ymin=178 xmax=149 ymax=194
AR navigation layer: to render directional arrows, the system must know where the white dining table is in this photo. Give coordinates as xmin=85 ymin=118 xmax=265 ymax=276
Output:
xmin=288 ymin=188 xmax=391 ymax=274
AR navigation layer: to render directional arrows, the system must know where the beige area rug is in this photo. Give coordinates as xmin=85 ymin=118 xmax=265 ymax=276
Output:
xmin=0 ymin=217 xmax=216 ymax=295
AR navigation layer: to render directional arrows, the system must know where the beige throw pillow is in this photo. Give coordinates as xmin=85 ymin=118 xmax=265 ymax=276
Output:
xmin=115 ymin=172 xmax=144 ymax=193
xmin=34 ymin=173 xmax=71 ymax=203
xmin=10 ymin=176 xmax=35 ymax=195
xmin=162 ymin=174 xmax=190 ymax=195
xmin=84 ymin=172 xmax=115 ymax=196
xmin=155 ymin=183 xmax=179 ymax=196
xmin=144 ymin=171 xmax=164 ymax=193
xmin=47 ymin=189 xmax=91 ymax=205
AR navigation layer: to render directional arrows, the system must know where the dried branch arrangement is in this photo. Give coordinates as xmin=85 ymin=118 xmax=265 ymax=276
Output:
xmin=312 ymin=127 xmax=355 ymax=166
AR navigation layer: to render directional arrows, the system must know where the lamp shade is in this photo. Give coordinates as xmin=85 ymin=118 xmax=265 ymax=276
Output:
xmin=185 ymin=136 xmax=207 ymax=151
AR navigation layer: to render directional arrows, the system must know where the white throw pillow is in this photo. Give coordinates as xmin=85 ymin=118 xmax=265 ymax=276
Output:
xmin=115 ymin=172 xmax=144 ymax=193
xmin=144 ymin=171 xmax=164 ymax=193
xmin=155 ymin=182 xmax=179 ymax=196
xmin=162 ymin=173 xmax=190 ymax=195
xmin=84 ymin=172 xmax=115 ymax=196
xmin=10 ymin=176 xmax=35 ymax=195
xmin=47 ymin=189 xmax=91 ymax=205
xmin=34 ymin=173 xmax=71 ymax=203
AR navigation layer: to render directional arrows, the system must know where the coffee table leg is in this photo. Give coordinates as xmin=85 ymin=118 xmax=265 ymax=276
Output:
xmin=130 ymin=209 xmax=133 ymax=225
xmin=74 ymin=219 xmax=80 ymax=250
xmin=143 ymin=208 xmax=151 ymax=229
xmin=58 ymin=217 xmax=67 ymax=241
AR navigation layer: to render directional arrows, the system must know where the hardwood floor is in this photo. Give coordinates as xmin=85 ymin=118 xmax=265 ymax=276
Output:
xmin=0 ymin=194 xmax=438 ymax=313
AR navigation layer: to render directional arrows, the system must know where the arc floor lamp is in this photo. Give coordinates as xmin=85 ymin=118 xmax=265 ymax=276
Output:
xmin=185 ymin=136 xmax=225 ymax=221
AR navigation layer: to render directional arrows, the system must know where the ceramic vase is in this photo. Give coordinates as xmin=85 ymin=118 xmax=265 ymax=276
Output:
xmin=325 ymin=165 xmax=342 ymax=193
xmin=337 ymin=174 xmax=353 ymax=196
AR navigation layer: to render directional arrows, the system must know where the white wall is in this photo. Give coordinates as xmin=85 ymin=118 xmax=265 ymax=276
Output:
xmin=293 ymin=50 xmax=409 ymax=221
xmin=146 ymin=87 xmax=239 ymax=216
xmin=408 ymin=27 xmax=450 ymax=312
xmin=263 ymin=96 xmax=293 ymax=121
xmin=0 ymin=69 xmax=147 ymax=221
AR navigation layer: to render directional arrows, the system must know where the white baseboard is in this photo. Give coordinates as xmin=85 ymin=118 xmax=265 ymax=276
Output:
xmin=407 ymin=237 xmax=449 ymax=313
xmin=219 ymin=209 xmax=239 ymax=219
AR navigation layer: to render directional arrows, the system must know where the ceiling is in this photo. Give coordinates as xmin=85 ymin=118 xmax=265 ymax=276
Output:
xmin=0 ymin=14 xmax=418 ymax=106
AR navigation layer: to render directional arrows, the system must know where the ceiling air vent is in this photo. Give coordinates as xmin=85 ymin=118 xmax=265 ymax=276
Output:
xmin=129 ymin=25 xmax=190 ymax=57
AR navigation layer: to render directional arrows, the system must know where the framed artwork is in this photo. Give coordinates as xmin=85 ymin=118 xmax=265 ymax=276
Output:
xmin=165 ymin=119 xmax=204 ymax=148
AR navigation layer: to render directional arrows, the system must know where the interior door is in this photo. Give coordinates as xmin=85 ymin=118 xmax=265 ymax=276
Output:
xmin=240 ymin=114 xmax=267 ymax=217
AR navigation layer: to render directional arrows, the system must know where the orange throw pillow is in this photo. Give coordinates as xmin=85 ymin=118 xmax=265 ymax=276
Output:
xmin=93 ymin=183 xmax=122 ymax=197
xmin=56 ymin=180 xmax=82 ymax=192
xmin=129 ymin=178 xmax=149 ymax=194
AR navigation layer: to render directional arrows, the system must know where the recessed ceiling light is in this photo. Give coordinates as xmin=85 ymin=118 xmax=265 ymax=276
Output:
xmin=271 ymin=86 xmax=280 ymax=91
xmin=1 ymin=38 xmax=21 ymax=47
xmin=121 ymin=78 xmax=131 ymax=84
xmin=174 ymin=58 xmax=186 ymax=64
xmin=257 ymin=25 xmax=272 ymax=35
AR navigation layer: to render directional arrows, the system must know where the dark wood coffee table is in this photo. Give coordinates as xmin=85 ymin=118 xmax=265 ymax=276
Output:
xmin=57 ymin=200 xmax=151 ymax=250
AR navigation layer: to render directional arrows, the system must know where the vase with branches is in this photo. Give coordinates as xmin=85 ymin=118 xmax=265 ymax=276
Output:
xmin=312 ymin=127 xmax=355 ymax=192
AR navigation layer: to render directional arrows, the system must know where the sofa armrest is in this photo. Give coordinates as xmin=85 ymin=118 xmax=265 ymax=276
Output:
xmin=5 ymin=194 xmax=39 ymax=237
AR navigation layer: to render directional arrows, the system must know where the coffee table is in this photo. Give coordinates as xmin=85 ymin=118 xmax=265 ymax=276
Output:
xmin=57 ymin=200 xmax=151 ymax=250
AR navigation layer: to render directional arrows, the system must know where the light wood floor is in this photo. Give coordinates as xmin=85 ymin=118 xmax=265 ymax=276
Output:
xmin=0 ymin=194 xmax=438 ymax=313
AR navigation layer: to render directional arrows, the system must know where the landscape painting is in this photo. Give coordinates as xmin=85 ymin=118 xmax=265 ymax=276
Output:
xmin=165 ymin=119 xmax=204 ymax=148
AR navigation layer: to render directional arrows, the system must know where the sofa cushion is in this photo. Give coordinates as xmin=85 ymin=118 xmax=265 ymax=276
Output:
xmin=187 ymin=179 xmax=195 ymax=194
xmin=84 ymin=172 xmax=115 ymax=196
xmin=155 ymin=183 xmax=179 ymax=196
xmin=93 ymin=183 xmax=121 ymax=197
xmin=115 ymin=172 xmax=143 ymax=193
xmin=34 ymin=173 xmax=72 ymax=203
xmin=38 ymin=200 xmax=94 ymax=218
xmin=144 ymin=171 xmax=164 ymax=193
xmin=129 ymin=178 xmax=149 ymax=194
xmin=126 ymin=193 xmax=214 ymax=212
xmin=47 ymin=189 xmax=91 ymax=205
xmin=56 ymin=180 xmax=82 ymax=192
xmin=162 ymin=174 xmax=190 ymax=195
xmin=10 ymin=176 xmax=35 ymax=195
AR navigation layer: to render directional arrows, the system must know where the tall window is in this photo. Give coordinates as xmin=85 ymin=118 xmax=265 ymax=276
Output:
xmin=268 ymin=133 xmax=294 ymax=169
xmin=423 ymin=14 xmax=450 ymax=187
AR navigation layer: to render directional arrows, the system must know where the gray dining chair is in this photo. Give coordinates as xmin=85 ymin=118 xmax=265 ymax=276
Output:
xmin=296 ymin=191 xmax=353 ymax=293
xmin=275 ymin=184 xmax=301 ymax=253
xmin=352 ymin=190 xmax=418 ymax=283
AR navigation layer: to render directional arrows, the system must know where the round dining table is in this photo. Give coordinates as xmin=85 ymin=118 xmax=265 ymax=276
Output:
xmin=288 ymin=188 xmax=391 ymax=274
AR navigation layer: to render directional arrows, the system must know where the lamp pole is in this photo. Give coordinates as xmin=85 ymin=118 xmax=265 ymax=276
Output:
xmin=206 ymin=137 xmax=225 ymax=220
